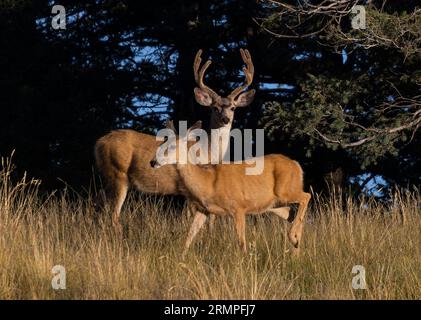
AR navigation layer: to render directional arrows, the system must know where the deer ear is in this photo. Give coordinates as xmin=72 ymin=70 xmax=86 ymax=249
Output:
xmin=194 ymin=88 xmax=213 ymax=106
xmin=165 ymin=120 xmax=176 ymax=132
xmin=189 ymin=120 xmax=202 ymax=131
xmin=234 ymin=89 xmax=255 ymax=107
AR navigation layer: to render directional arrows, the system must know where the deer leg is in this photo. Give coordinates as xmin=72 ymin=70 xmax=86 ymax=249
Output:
xmin=186 ymin=201 xmax=196 ymax=218
xmin=109 ymin=173 xmax=129 ymax=229
xmin=182 ymin=211 xmax=208 ymax=258
xmin=233 ymin=212 xmax=247 ymax=254
xmin=288 ymin=192 xmax=311 ymax=250
xmin=268 ymin=207 xmax=291 ymax=221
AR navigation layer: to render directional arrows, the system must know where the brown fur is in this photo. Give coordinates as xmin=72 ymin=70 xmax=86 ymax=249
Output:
xmin=180 ymin=155 xmax=305 ymax=215
xmin=95 ymin=129 xmax=185 ymax=225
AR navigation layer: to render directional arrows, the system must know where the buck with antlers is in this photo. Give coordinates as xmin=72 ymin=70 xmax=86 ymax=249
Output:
xmin=94 ymin=49 xmax=257 ymax=227
xmin=150 ymin=121 xmax=311 ymax=256
xmin=193 ymin=48 xmax=255 ymax=162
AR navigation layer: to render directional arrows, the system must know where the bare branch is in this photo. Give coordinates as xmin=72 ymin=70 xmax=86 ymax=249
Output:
xmin=259 ymin=1 xmax=421 ymax=58
xmin=313 ymin=97 xmax=421 ymax=148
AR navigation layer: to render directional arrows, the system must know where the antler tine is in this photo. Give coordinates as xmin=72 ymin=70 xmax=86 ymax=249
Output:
xmin=193 ymin=49 xmax=203 ymax=83
xmin=228 ymin=48 xmax=254 ymax=99
xmin=193 ymin=49 xmax=219 ymax=98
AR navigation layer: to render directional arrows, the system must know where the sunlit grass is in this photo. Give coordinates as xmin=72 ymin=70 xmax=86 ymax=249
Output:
xmin=0 ymin=155 xmax=420 ymax=299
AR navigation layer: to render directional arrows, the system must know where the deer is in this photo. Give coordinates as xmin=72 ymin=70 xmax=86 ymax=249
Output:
xmin=150 ymin=121 xmax=311 ymax=256
xmin=94 ymin=49 xmax=259 ymax=227
xmin=193 ymin=48 xmax=255 ymax=162
xmin=193 ymin=49 xmax=290 ymax=228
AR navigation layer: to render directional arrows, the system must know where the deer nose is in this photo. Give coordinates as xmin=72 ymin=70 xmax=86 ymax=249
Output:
xmin=150 ymin=160 xmax=157 ymax=168
xmin=222 ymin=116 xmax=230 ymax=124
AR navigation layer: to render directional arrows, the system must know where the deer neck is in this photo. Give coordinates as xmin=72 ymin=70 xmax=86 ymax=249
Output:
xmin=176 ymin=161 xmax=215 ymax=203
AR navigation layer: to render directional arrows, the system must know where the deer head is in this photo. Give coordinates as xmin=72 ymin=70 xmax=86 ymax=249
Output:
xmin=193 ymin=49 xmax=255 ymax=127
xmin=150 ymin=120 xmax=203 ymax=169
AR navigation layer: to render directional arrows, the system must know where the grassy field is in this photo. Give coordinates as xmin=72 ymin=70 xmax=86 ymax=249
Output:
xmin=0 ymin=156 xmax=420 ymax=299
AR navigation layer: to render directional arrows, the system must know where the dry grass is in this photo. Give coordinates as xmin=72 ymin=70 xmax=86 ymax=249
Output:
xmin=0 ymin=155 xmax=420 ymax=300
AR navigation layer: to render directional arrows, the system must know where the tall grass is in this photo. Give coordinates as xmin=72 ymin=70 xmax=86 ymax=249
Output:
xmin=0 ymin=155 xmax=420 ymax=299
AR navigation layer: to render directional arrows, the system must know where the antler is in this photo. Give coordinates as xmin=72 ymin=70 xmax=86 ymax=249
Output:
xmin=193 ymin=49 xmax=219 ymax=99
xmin=228 ymin=49 xmax=254 ymax=99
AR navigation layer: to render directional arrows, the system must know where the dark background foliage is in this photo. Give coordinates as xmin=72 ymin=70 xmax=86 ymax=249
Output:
xmin=0 ymin=0 xmax=419 ymax=196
